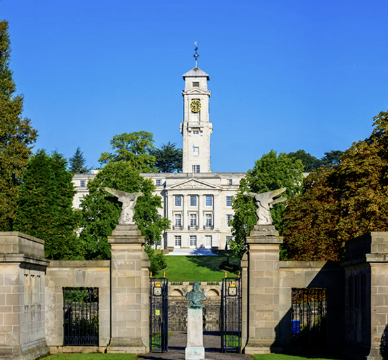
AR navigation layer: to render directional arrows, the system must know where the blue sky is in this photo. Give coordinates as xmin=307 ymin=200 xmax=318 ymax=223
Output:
xmin=1 ymin=0 xmax=388 ymax=172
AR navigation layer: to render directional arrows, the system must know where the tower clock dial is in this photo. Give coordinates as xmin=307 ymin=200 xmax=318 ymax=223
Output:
xmin=190 ymin=99 xmax=201 ymax=113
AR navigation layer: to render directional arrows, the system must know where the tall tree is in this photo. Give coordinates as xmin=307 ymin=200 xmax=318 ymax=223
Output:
xmin=13 ymin=150 xmax=81 ymax=259
xmin=320 ymin=150 xmax=344 ymax=167
xmin=78 ymin=161 xmax=170 ymax=260
xmin=287 ymin=150 xmax=321 ymax=172
xmin=69 ymin=147 xmax=91 ymax=174
xmin=230 ymin=151 xmax=304 ymax=256
xmin=0 ymin=20 xmax=38 ymax=231
xmin=99 ymin=131 xmax=156 ymax=172
xmin=283 ymin=111 xmax=388 ymax=261
xmin=150 ymin=142 xmax=182 ymax=173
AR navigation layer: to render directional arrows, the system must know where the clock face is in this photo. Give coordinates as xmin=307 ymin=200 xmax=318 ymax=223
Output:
xmin=190 ymin=99 xmax=201 ymax=113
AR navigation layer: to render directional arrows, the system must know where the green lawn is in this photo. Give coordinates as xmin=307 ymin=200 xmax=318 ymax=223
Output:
xmin=43 ymin=355 xmax=137 ymax=360
xmin=252 ymin=355 xmax=344 ymax=360
xmin=154 ymin=255 xmax=240 ymax=281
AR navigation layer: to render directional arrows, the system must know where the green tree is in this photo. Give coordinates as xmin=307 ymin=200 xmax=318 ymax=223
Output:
xmin=0 ymin=20 xmax=38 ymax=231
xmin=99 ymin=131 xmax=156 ymax=172
xmin=287 ymin=149 xmax=321 ymax=172
xmin=150 ymin=142 xmax=182 ymax=173
xmin=13 ymin=150 xmax=81 ymax=259
xmin=69 ymin=147 xmax=91 ymax=174
xmin=320 ymin=150 xmax=344 ymax=167
xmin=230 ymin=150 xmax=304 ymax=257
xmin=78 ymin=161 xmax=170 ymax=260
xmin=283 ymin=111 xmax=388 ymax=261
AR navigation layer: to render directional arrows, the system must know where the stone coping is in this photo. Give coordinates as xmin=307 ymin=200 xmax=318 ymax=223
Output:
xmin=0 ymin=253 xmax=50 ymax=266
xmin=279 ymin=260 xmax=341 ymax=269
xmin=0 ymin=231 xmax=45 ymax=244
xmin=48 ymin=260 xmax=110 ymax=268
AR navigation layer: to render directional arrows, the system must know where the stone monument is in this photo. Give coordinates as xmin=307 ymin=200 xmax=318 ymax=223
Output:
xmin=185 ymin=281 xmax=206 ymax=359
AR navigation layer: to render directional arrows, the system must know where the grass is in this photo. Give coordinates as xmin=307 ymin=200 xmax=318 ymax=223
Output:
xmin=42 ymin=355 xmax=137 ymax=360
xmin=252 ymin=355 xmax=344 ymax=360
xmin=153 ymin=255 xmax=240 ymax=281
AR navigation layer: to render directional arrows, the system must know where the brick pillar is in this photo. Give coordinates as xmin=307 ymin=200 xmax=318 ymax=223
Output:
xmin=0 ymin=232 xmax=50 ymax=360
xmin=108 ymin=224 xmax=150 ymax=354
xmin=244 ymin=224 xmax=282 ymax=355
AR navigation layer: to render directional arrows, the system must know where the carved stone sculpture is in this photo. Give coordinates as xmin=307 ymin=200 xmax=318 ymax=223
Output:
xmin=185 ymin=281 xmax=206 ymax=308
xmin=104 ymin=188 xmax=143 ymax=225
xmin=245 ymin=188 xmax=287 ymax=225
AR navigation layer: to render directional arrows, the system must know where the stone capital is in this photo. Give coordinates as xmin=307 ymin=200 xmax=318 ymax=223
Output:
xmin=246 ymin=225 xmax=283 ymax=245
xmin=108 ymin=224 xmax=145 ymax=245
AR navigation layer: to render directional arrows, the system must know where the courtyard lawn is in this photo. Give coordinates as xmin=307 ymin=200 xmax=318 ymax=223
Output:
xmin=153 ymin=255 xmax=240 ymax=281
xmin=43 ymin=355 xmax=137 ymax=360
xmin=252 ymin=355 xmax=344 ymax=360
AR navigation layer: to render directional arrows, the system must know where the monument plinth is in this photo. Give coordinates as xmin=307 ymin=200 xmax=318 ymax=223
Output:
xmin=185 ymin=281 xmax=206 ymax=360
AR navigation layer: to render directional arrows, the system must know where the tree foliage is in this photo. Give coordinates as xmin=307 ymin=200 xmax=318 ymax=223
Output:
xmin=150 ymin=142 xmax=182 ymax=173
xmin=0 ymin=20 xmax=38 ymax=231
xmin=283 ymin=112 xmax=388 ymax=261
xmin=230 ymin=150 xmax=304 ymax=256
xmin=99 ymin=131 xmax=156 ymax=172
xmin=13 ymin=150 xmax=81 ymax=259
xmin=78 ymin=161 xmax=170 ymax=260
xmin=69 ymin=147 xmax=91 ymax=174
xmin=288 ymin=150 xmax=321 ymax=172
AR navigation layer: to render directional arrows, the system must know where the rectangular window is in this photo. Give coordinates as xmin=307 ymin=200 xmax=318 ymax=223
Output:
xmin=205 ymin=214 xmax=213 ymax=228
xmin=175 ymin=236 xmax=181 ymax=247
xmin=205 ymin=195 xmax=212 ymax=206
xmin=349 ymin=276 xmax=354 ymax=307
xmin=205 ymin=235 xmax=212 ymax=248
xmin=190 ymin=195 xmax=197 ymax=206
xmin=174 ymin=214 xmax=182 ymax=229
xmin=192 ymin=113 xmax=199 ymax=122
xmin=190 ymin=214 xmax=197 ymax=227
xmin=228 ymin=179 xmax=233 ymax=185
xmin=193 ymin=165 xmax=200 ymax=173
xmin=190 ymin=235 xmax=197 ymax=248
xmin=193 ymin=146 xmax=199 ymax=155
xmin=226 ymin=196 xmax=233 ymax=207
xmin=361 ymin=274 xmax=366 ymax=307
xmin=193 ymin=130 xmax=199 ymax=135
xmin=80 ymin=180 xmax=86 ymax=187
xmin=156 ymin=239 xmax=161 ymax=246
xmin=156 ymin=179 xmax=162 ymax=186
xmin=226 ymin=214 xmax=233 ymax=226
xmin=175 ymin=195 xmax=182 ymax=207
xmin=193 ymin=82 xmax=199 ymax=87
xmin=355 ymin=275 xmax=360 ymax=307
xmin=226 ymin=236 xmax=233 ymax=249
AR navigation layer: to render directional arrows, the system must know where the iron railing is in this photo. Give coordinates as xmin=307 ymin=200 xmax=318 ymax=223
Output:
xmin=221 ymin=277 xmax=241 ymax=353
xmin=291 ymin=288 xmax=327 ymax=347
xmin=150 ymin=277 xmax=168 ymax=352
xmin=63 ymin=287 xmax=99 ymax=346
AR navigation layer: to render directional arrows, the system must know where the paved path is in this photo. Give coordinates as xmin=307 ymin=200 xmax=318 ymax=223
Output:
xmin=138 ymin=333 xmax=252 ymax=360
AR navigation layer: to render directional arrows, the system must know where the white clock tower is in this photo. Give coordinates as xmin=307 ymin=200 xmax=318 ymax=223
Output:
xmin=180 ymin=48 xmax=212 ymax=173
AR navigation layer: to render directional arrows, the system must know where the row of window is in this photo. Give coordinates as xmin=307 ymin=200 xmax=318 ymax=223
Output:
xmin=174 ymin=195 xmax=233 ymax=207
xmin=173 ymin=235 xmax=233 ymax=248
xmin=173 ymin=213 xmax=233 ymax=229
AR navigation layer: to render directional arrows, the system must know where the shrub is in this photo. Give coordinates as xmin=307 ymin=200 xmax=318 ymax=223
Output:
xmin=144 ymin=246 xmax=167 ymax=274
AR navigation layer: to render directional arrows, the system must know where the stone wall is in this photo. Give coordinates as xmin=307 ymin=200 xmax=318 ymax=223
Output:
xmin=0 ymin=232 xmax=49 ymax=360
xmin=45 ymin=260 xmax=110 ymax=353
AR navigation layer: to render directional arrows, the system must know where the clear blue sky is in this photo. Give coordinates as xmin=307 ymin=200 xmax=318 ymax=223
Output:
xmin=2 ymin=0 xmax=387 ymax=172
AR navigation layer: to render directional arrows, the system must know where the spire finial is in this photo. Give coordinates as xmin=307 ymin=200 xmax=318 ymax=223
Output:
xmin=193 ymin=42 xmax=199 ymax=68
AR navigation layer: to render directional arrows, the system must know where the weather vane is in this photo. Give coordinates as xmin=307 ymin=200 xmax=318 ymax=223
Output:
xmin=194 ymin=42 xmax=199 ymax=68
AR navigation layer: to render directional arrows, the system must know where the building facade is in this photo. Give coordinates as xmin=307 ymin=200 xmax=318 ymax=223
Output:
xmin=73 ymin=65 xmax=245 ymax=250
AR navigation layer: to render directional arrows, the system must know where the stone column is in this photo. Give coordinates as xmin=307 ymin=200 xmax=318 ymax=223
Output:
xmin=241 ymin=253 xmax=248 ymax=352
xmin=0 ymin=232 xmax=50 ymax=360
xmin=108 ymin=224 xmax=150 ymax=354
xmin=244 ymin=224 xmax=282 ymax=355
xmin=185 ymin=307 xmax=205 ymax=359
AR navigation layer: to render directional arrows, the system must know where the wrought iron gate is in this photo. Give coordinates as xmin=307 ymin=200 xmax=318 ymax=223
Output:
xmin=149 ymin=277 xmax=168 ymax=352
xmin=221 ymin=277 xmax=242 ymax=353
xmin=291 ymin=288 xmax=327 ymax=347
xmin=63 ymin=287 xmax=99 ymax=346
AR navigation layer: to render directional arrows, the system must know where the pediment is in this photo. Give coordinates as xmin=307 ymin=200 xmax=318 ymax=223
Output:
xmin=184 ymin=89 xmax=211 ymax=96
xmin=167 ymin=178 xmax=221 ymax=191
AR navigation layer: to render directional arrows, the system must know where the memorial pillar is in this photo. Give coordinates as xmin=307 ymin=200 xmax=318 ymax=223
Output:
xmin=108 ymin=224 xmax=150 ymax=354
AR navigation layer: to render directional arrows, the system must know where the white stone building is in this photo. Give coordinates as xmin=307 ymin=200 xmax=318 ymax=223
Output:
xmin=73 ymin=65 xmax=245 ymax=250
